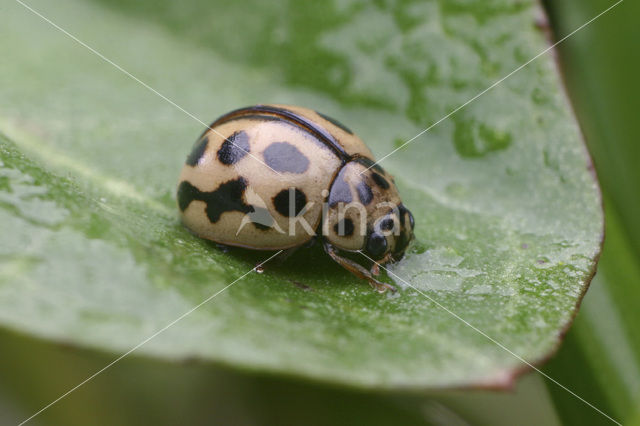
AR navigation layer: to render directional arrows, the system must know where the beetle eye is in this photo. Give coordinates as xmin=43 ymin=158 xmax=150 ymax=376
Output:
xmin=366 ymin=232 xmax=388 ymax=259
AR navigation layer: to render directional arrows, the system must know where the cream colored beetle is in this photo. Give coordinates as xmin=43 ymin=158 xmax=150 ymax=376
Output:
xmin=177 ymin=105 xmax=414 ymax=292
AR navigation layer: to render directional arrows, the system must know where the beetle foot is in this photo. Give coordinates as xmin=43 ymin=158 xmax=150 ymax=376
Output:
xmin=369 ymin=278 xmax=396 ymax=294
xmin=371 ymin=262 xmax=380 ymax=276
xmin=323 ymin=241 xmax=396 ymax=294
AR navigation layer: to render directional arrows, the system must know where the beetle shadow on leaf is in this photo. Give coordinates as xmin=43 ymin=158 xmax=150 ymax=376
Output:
xmin=202 ymin=238 xmax=360 ymax=291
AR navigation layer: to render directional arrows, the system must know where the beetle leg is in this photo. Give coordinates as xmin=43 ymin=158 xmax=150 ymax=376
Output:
xmin=323 ymin=242 xmax=396 ymax=293
xmin=370 ymin=252 xmax=394 ymax=276
xmin=371 ymin=262 xmax=380 ymax=276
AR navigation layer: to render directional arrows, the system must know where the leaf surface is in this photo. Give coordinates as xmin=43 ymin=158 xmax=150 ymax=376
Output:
xmin=0 ymin=0 xmax=602 ymax=389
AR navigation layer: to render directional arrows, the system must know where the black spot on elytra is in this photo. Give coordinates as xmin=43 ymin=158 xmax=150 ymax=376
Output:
xmin=177 ymin=178 xmax=252 ymax=223
xmin=263 ymin=142 xmax=310 ymax=173
xmin=333 ymin=218 xmax=354 ymax=237
xmin=177 ymin=181 xmax=201 ymax=211
xmin=328 ymin=172 xmax=352 ymax=207
xmin=316 ymin=111 xmax=354 ymax=134
xmin=366 ymin=232 xmax=388 ymax=259
xmin=217 ymin=130 xmax=250 ymax=165
xmin=355 ymin=157 xmax=384 ymax=174
xmin=273 ymin=188 xmax=307 ymax=217
xmin=372 ymin=172 xmax=390 ymax=189
xmin=186 ymin=136 xmax=209 ymax=166
xmin=250 ymin=206 xmax=273 ymax=230
xmin=379 ymin=217 xmax=395 ymax=231
xmin=356 ymin=181 xmax=373 ymax=205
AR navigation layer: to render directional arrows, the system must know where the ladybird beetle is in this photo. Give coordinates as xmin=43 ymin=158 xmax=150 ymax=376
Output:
xmin=177 ymin=105 xmax=414 ymax=292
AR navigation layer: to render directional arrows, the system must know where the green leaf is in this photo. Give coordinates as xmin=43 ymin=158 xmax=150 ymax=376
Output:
xmin=544 ymin=200 xmax=640 ymax=424
xmin=0 ymin=0 xmax=602 ymax=390
xmin=542 ymin=0 xmax=640 ymax=423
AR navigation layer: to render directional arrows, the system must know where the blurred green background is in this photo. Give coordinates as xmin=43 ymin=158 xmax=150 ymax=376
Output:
xmin=1 ymin=0 xmax=638 ymax=425
xmin=543 ymin=0 xmax=640 ymax=425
